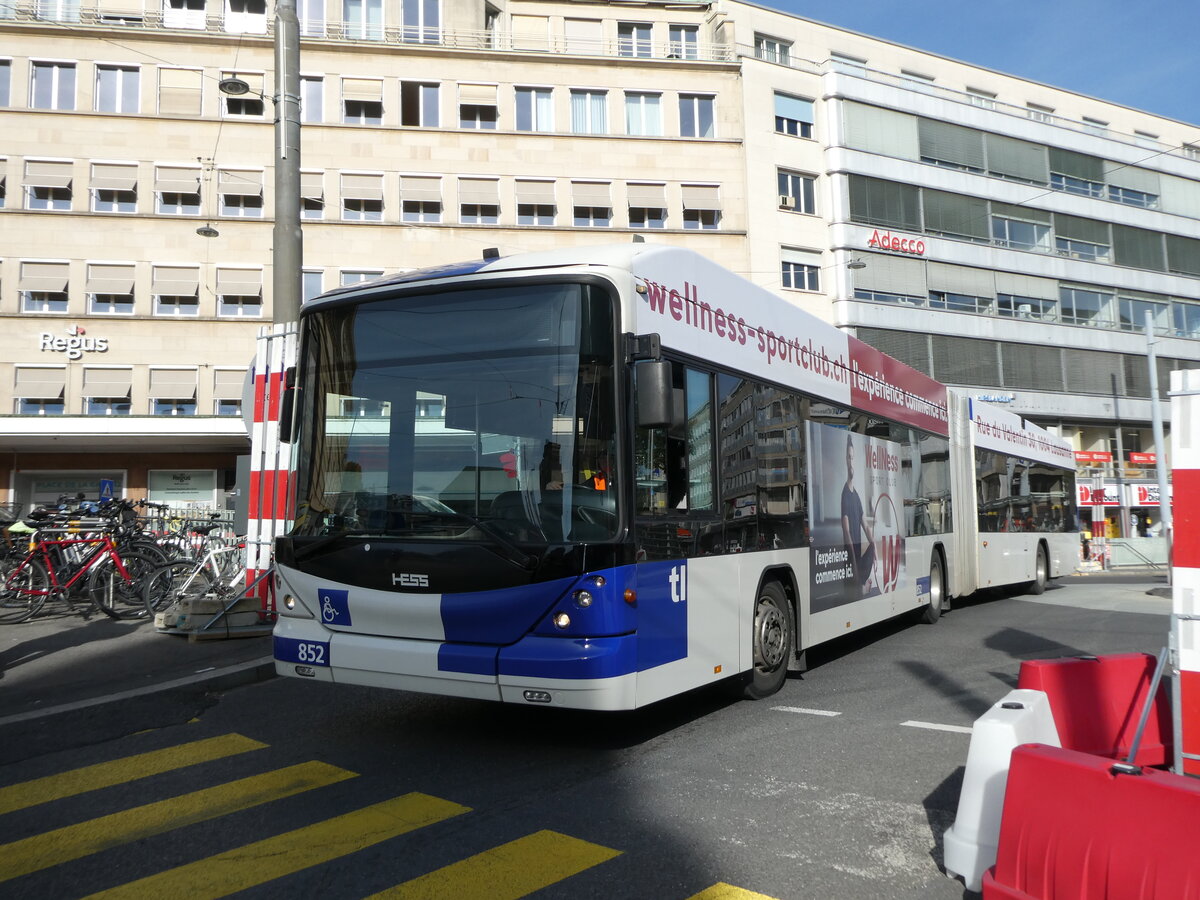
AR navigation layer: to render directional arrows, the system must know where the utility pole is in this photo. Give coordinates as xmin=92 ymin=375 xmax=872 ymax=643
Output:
xmin=1146 ymin=311 xmax=1172 ymax=562
xmin=273 ymin=0 xmax=302 ymax=324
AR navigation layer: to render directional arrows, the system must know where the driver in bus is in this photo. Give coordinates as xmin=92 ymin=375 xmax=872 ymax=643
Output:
xmin=841 ymin=434 xmax=876 ymax=599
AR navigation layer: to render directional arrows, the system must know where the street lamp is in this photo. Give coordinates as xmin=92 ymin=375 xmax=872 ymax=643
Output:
xmin=216 ymin=3 xmax=302 ymax=325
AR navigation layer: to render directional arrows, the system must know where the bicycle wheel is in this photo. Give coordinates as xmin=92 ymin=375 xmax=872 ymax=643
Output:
xmin=87 ymin=550 xmax=160 ymax=619
xmin=143 ymin=560 xmax=215 ymax=616
xmin=0 ymin=559 xmax=49 ymax=624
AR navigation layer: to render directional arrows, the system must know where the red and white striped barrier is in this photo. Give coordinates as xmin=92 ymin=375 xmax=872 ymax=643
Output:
xmin=246 ymin=322 xmax=298 ymax=611
xmin=1170 ymin=368 xmax=1200 ymax=776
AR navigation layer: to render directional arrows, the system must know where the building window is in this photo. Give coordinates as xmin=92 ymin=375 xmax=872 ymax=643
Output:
xmin=154 ymin=296 xmax=199 ymax=316
xmin=303 ymin=269 xmax=323 ymax=302
xmin=225 ymin=0 xmax=267 ymax=34
xmin=87 ymin=398 xmax=132 ymax=416
xmin=570 ymin=90 xmax=607 ymax=135
xmin=340 ymin=269 xmax=383 ymax=286
xmin=682 ymin=184 xmax=721 ymax=230
xmin=95 ymin=65 xmax=139 ymax=113
xmin=777 ymin=170 xmax=815 ymax=214
xmin=17 ymin=398 xmax=65 ymax=415
xmin=31 ymin=61 xmax=75 ymax=110
xmin=301 ymin=196 xmax=324 ymax=219
xmin=1 ymin=60 xmax=10 ymax=106
xmin=221 ymin=193 xmax=263 ymax=217
xmin=460 ymin=204 xmax=498 ymax=225
xmin=459 ymin=85 xmax=498 ymax=129
xmin=517 ymin=203 xmax=555 ymax=225
xmin=153 ymin=399 xmax=197 ymax=416
xmin=781 ymin=249 xmax=820 ymax=291
xmin=92 ymin=189 xmax=136 ymax=213
xmin=27 ymin=185 xmax=72 ymax=210
xmin=1108 ymin=185 xmax=1159 ymax=209
xmin=773 ymin=92 xmax=812 ymax=138
xmin=668 ymin=24 xmax=698 ymax=59
xmin=343 ymin=197 xmax=383 ymax=221
xmin=298 ymin=0 xmax=324 ymax=36
xmin=628 ymin=206 xmax=666 ymax=229
xmin=400 ymin=81 xmax=439 ymax=126
xmin=679 ymin=93 xmax=714 ymax=138
xmin=163 ymin=0 xmax=206 ymax=30
xmin=573 ymin=206 xmax=610 ymax=227
xmin=1175 ymin=302 xmax=1200 ymax=338
xmin=300 ymin=75 xmax=323 ymax=122
xmin=22 ymin=291 xmax=69 ymax=313
xmin=158 ymin=191 xmax=199 ymax=215
xmin=402 ymin=200 xmax=441 ymax=222
xmin=515 ymin=87 xmax=552 ymax=132
xmin=1050 ymin=172 xmax=1104 ymax=198
xmin=1081 ymin=116 xmax=1108 ymax=135
xmin=157 ymin=66 xmax=202 ymax=116
xmin=1056 ymin=236 xmax=1110 ymax=263
xmin=218 ymin=295 xmax=262 ymax=317
xmin=89 ymin=293 xmax=134 ymax=314
xmin=929 ymin=291 xmax=994 ymax=315
xmin=1059 ymin=286 xmax=1113 ymax=328
xmin=683 ymin=209 xmax=719 ymax=230
xmin=400 ymin=0 xmax=438 ymax=42
xmin=215 ymin=398 xmax=242 ymax=415
xmin=992 ymin=215 xmax=1050 ymax=252
xmin=343 ymin=0 xmax=383 ymax=40
xmin=343 ymin=98 xmax=381 ymax=124
xmin=754 ymin=34 xmax=791 ymax=65
xmin=624 ymin=92 xmax=662 ymax=136
xmin=1118 ymin=296 xmax=1169 ymax=332
xmin=966 ymin=88 xmax=997 ymax=109
xmin=1026 ymin=102 xmax=1055 ymax=123
xmin=998 ymin=294 xmax=1057 ymax=321
xmin=221 ymin=71 xmax=265 ymax=116
xmin=618 ymin=22 xmax=652 ymax=58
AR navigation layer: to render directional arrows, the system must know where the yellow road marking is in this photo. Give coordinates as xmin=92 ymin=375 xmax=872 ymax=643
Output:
xmin=686 ymin=883 xmax=780 ymax=900
xmin=367 ymin=829 xmax=621 ymax=900
xmin=85 ymin=793 xmax=469 ymax=900
xmin=0 ymin=733 xmax=267 ymax=817
xmin=0 ymin=760 xmax=354 ymax=882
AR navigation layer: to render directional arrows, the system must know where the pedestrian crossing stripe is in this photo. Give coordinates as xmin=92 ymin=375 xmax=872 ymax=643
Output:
xmin=366 ymin=829 xmax=621 ymax=900
xmin=0 ymin=733 xmax=267 ymax=817
xmin=0 ymin=760 xmax=355 ymax=882
xmin=686 ymin=883 xmax=780 ymax=900
xmin=83 ymin=793 xmax=469 ymax=900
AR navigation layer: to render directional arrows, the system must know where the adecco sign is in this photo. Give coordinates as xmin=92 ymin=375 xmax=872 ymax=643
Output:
xmin=867 ymin=229 xmax=926 ymax=256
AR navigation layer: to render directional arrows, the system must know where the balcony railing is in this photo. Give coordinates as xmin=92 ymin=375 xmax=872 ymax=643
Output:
xmin=3 ymin=4 xmax=734 ymax=61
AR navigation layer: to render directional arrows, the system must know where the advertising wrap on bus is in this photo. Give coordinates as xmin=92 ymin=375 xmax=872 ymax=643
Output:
xmin=969 ymin=399 xmax=1075 ymax=468
xmin=808 ymin=422 xmax=906 ymax=613
xmin=633 ymin=255 xmax=948 ymax=436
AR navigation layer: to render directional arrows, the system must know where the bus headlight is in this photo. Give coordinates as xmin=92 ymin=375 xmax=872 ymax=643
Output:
xmin=283 ymin=594 xmax=297 ymax=611
xmin=573 ymin=590 xmax=593 ymax=608
xmin=553 ymin=612 xmax=571 ymax=629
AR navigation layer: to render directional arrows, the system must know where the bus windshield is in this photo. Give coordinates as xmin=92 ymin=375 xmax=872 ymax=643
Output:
xmin=291 ymin=281 xmax=619 ymax=546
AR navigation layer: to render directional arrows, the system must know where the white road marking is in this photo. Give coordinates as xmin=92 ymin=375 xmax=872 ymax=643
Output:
xmin=901 ymin=720 xmax=973 ymax=734
xmin=772 ymin=706 xmax=842 ymax=717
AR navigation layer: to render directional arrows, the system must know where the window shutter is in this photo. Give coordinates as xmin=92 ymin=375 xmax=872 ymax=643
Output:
xmin=340 ymin=173 xmax=384 ymax=200
xmin=926 ymin=262 xmax=995 ymax=297
xmin=218 ymin=169 xmax=263 ymax=196
xmin=918 ymin=119 xmax=985 ymax=170
xmin=149 ymin=369 xmax=197 ymax=399
xmin=216 ymin=268 xmax=262 ymax=295
xmin=681 ymin=184 xmax=721 ymax=210
xmin=985 ymin=134 xmax=1049 ymax=184
xmin=1053 ymin=213 xmax=1110 ymax=245
xmin=922 ymin=190 xmax=989 ymax=240
xmin=515 ymin=180 xmax=556 ymax=204
xmin=86 ymin=262 xmax=135 ymax=293
xmin=1048 ymin=148 xmax=1104 ymax=181
xmin=572 ymin=181 xmax=611 ymax=207
xmin=154 ymin=166 xmax=200 ymax=193
xmin=843 ymin=102 xmax=918 ymax=159
xmin=152 ymin=265 xmax=200 ymax=296
xmin=300 ymin=170 xmax=324 ymax=199
xmin=20 ymin=261 xmax=69 ymax=291
xmin=627 ymin=183 xmax=666 ymax=207
xmin=158 ymin=68 xmax=202 ymax=116
xmin=82 ymin=368 xmax=133 ymax=398
xmin=24 ymin=160 xmax=73 ymax=188
xmin=458 ymin=178 xmax=499 ymax=205
xmin=15 ymin=367 xmax=66 ymax=399
xmin=854 ymin=254 xmax=926 ymax=298
xmin=90 ymin=163 xmax=138 ymax=191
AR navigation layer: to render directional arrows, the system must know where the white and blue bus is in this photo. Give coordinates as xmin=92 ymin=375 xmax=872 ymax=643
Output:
xmin=272 ymin=244 xmax=1077 ymax=710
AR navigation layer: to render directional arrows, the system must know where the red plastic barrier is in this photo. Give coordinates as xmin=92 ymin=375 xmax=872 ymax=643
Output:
xmin=1016 ymin=652 xmax=1171 ymax=766
xmin=983 ymin=744 xmax=1200 ymax=899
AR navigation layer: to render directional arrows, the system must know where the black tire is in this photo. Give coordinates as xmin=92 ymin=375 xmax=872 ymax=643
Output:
xmin=0 ymin=559 xmax=49 ymax=624
xmin=743 ymin=581 xmax=794 ymax=700
xmin=127 ymin=539 xmax=171 ymax=565
xmin=1027 ymin=545 xmax=1048 ymax=595
xmin=143 ymin=560 xmax=215 ymax=616
xmin=918 ymin=552 xmax=946 ymax=624
xmin=87 ymin=550 xmax=160 ymax=619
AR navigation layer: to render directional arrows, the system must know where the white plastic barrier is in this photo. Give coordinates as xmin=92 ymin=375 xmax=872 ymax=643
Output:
xmin=943 ymin=688 xmax=1061 ymax=892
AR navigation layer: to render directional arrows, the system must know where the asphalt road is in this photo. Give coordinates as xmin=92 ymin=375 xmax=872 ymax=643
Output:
xmin=0 ymin=572 xmax=1174 ymax=899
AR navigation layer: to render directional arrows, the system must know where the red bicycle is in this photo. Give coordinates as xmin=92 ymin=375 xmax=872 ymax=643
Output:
xmin=1 ymin=525 xmax=160 ymax=623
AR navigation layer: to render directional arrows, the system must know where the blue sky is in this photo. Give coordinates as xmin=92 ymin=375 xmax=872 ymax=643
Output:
xmin=771 ymin=0 xmax=1200 ymax=126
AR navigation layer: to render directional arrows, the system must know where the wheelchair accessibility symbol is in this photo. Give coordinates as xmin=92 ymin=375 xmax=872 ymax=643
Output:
xmin=317 ymin=588 xmax=351 ymax=626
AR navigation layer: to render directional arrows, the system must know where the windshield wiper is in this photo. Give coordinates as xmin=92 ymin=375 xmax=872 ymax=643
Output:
xmin=396 ymin=504 xmax=539 ymax=571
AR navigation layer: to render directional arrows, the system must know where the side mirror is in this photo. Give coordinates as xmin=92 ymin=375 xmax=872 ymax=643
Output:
xmin=278 ymin=366 xmax=298 ymax=443
xmin=635 ymin=360 xmax=672 ymax=428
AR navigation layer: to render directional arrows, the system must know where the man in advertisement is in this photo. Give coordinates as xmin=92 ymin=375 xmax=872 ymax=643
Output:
xmin=808 ymin=423 xmax=905 ymax=612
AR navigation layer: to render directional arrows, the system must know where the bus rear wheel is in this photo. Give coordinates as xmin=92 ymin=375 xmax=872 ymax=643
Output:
xmin=917 ymin=553 xmax=945 ymax=624
xmin=744 ymin=581 xmax=793 ymax=700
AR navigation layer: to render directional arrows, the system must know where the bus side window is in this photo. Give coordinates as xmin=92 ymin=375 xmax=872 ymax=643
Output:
xmin=634 ymin=362 xmax=688 ymax=514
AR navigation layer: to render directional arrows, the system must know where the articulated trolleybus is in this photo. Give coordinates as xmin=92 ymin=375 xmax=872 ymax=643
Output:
xmin=273 ymin=243 xmax=1077 ymax=710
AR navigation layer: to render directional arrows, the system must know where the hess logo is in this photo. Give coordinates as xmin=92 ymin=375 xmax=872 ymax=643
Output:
xmin=392 ymin=573 xmax=429 ymax=588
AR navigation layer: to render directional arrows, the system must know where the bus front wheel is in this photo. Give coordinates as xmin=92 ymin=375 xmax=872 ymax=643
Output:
xmin=1027 ymin=546 xmax=1048 ymax=595
xmin=744 ymin=581 xmax=793 ymax=700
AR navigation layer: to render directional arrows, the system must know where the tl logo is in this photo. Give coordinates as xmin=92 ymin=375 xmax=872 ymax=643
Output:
xmin=668 ymin=564 xmax=688 ymax=604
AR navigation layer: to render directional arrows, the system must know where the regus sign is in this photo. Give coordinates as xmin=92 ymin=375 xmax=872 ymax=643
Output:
xmin=40 ymin=325 xmax=109 ymax=360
